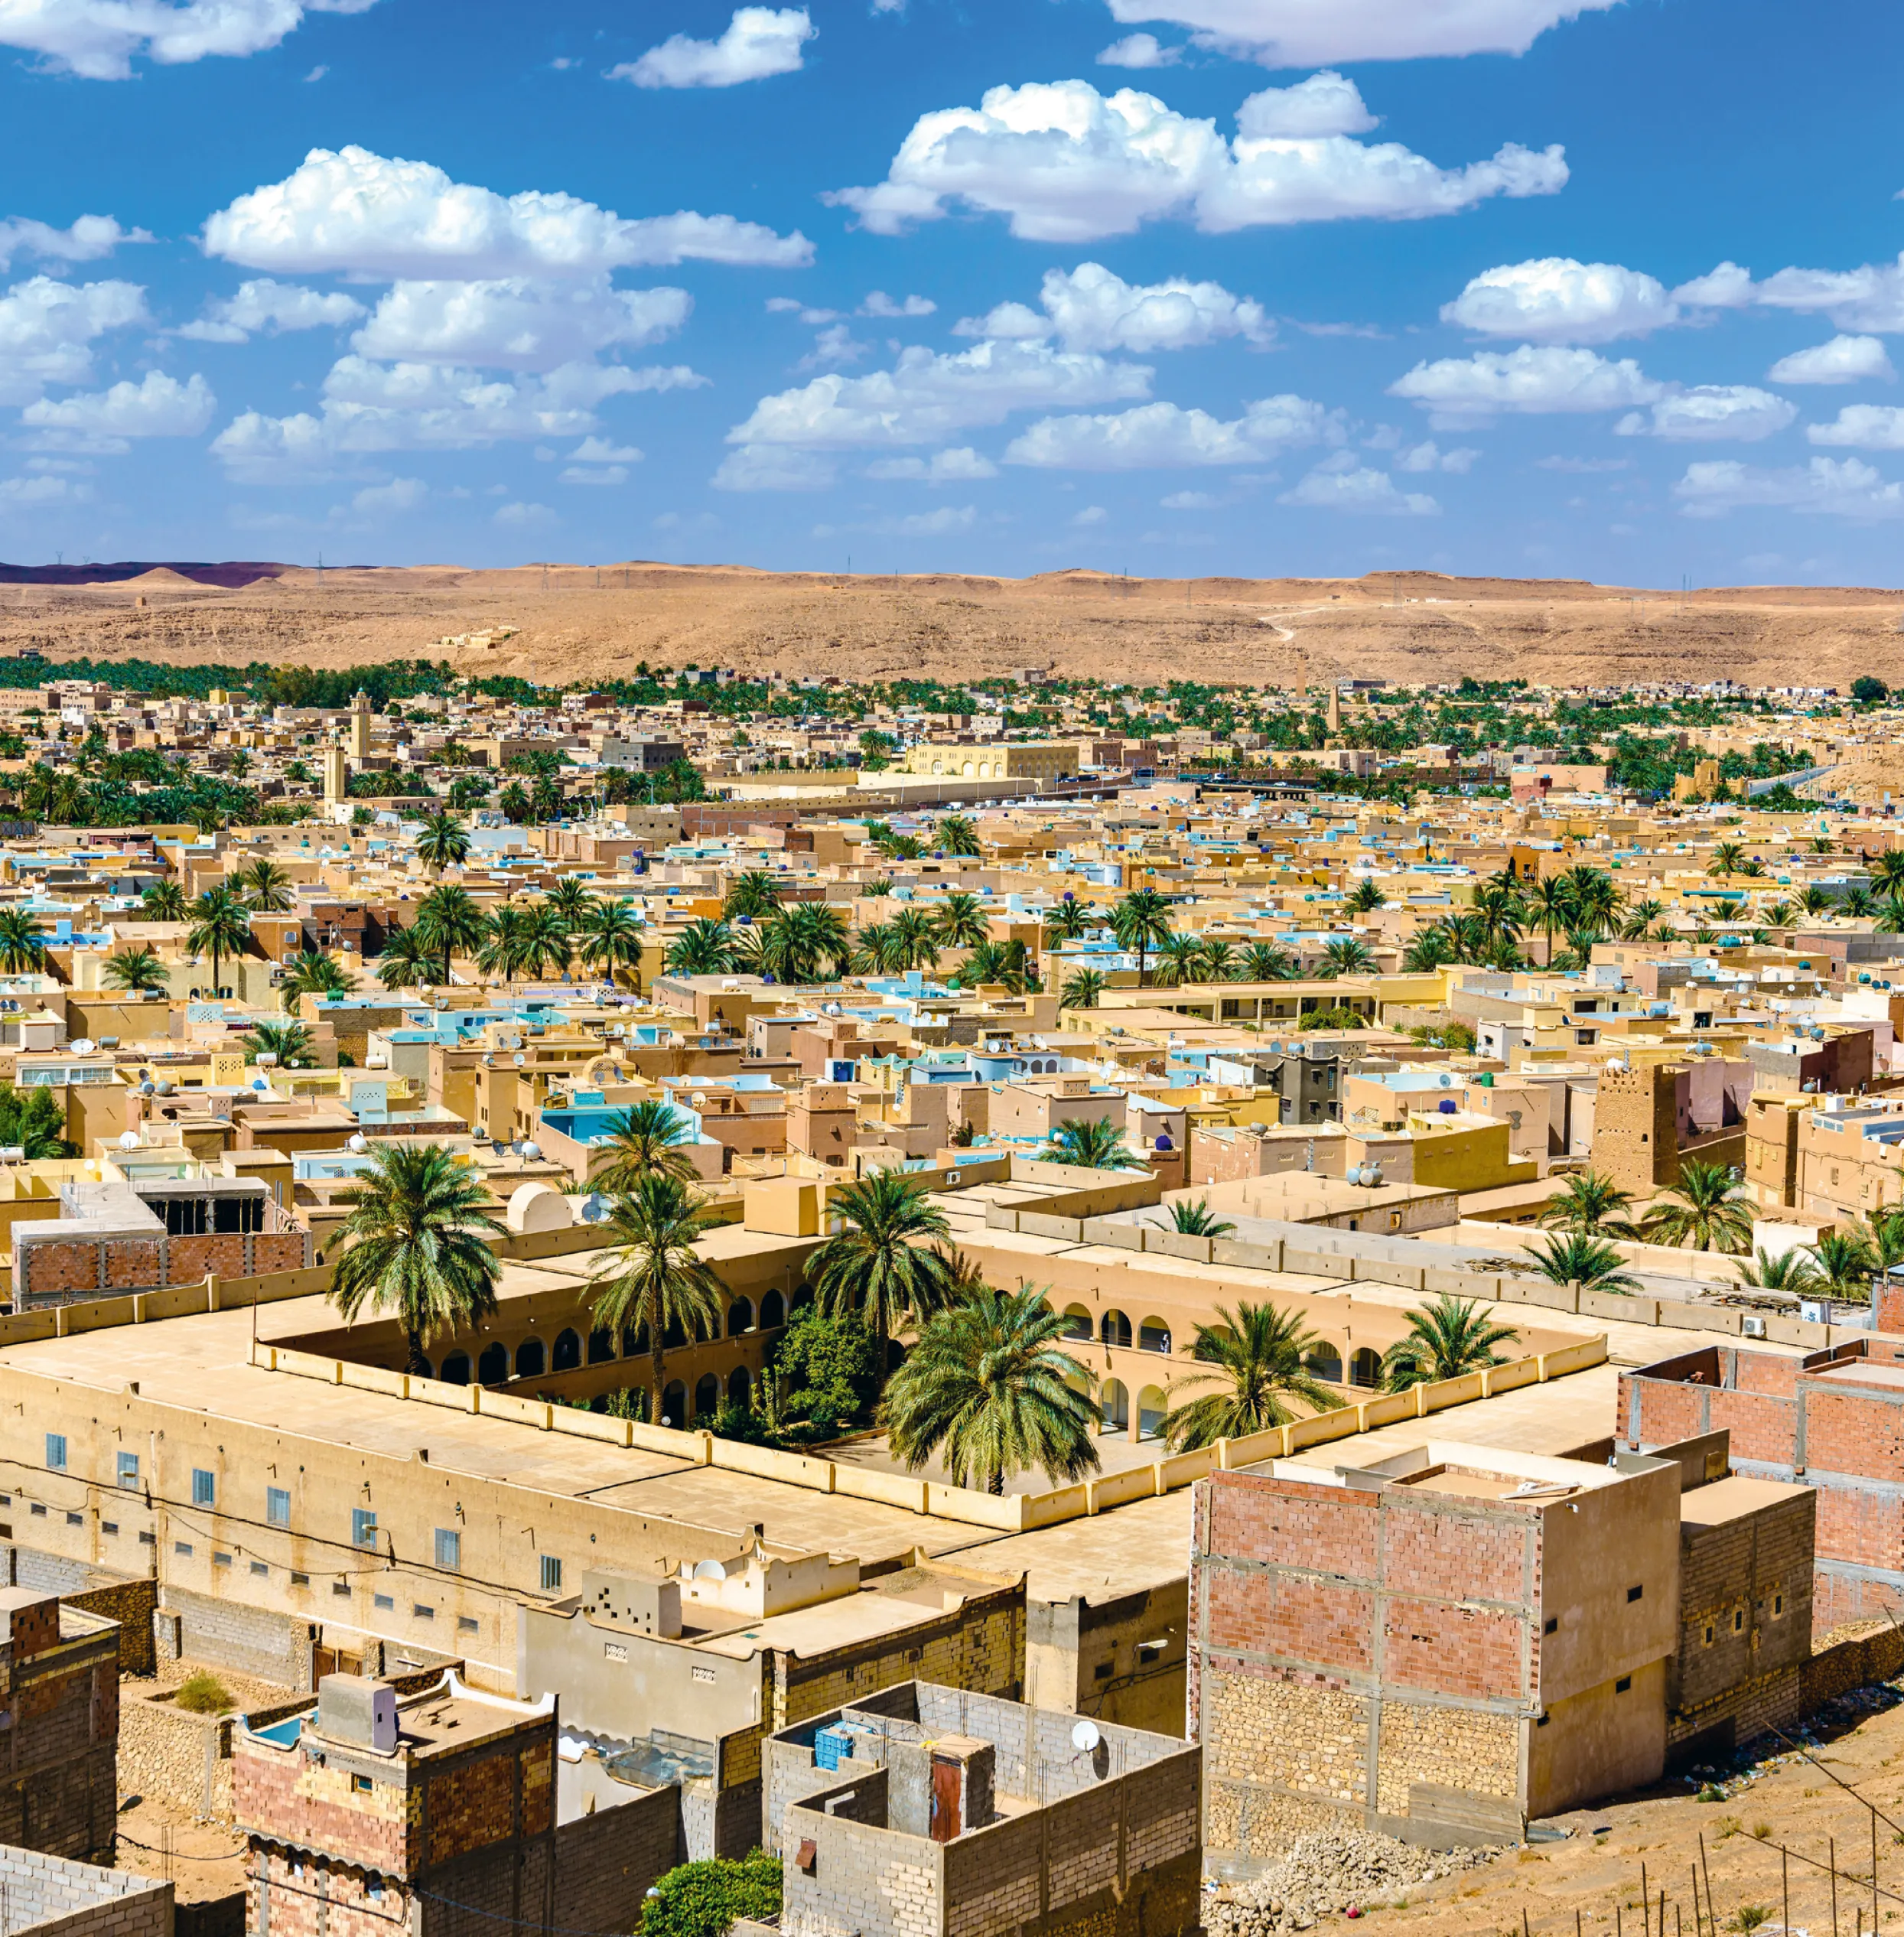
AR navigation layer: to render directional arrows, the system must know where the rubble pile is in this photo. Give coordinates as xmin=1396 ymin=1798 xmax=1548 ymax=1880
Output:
xmin=1206 ymin=1827 xmax=1502 ymax=1934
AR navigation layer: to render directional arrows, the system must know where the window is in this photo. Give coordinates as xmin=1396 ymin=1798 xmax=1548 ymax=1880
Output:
xmin=351 ymin=1775 xmax=373 ymax=1794
xmin=1703 ymin=1623 xmax=1716 ymax=1646
xmin=413 ymin=1603 xmax=435 ymax=1620
xmin=28 ymin=1502 xmax=44 ymax=1519
xmin=458 ymin=1616 xmax=480 ymax=1634
xmin=1542 ymin=1616 xmax=1557 ymax=1636
xmin=366 ymin=1881 xmax=384 ymax=1903
xmin=102 ymin=1522 xmax=118 ymax=1537
xmin=373 ymin=1592 xmax=394 ymax=1610
xmin=250 ymin=1561 xmax=269 ymax=1578
xmin=434 ymin=1528 xmax=461 ymax=1572
xmin=540 ymin=1554 xmax=563 ymax=1594
xmin=332 ymin=1581 xmax=351 ymax=1597
xmin=139 ymin=1530 xmax=155 ymax=1546
xmin=1773 ymin=1591 xmax=1785 ymax=1619
xmin=174 ymin=1541 xmax=194 ymax=1557
xmin=352 ymin=1509 xmax=378 ymax=1549
xmin=44 ymin=1433 xmax=66 ymax=1471
xmin=65 ymin=1511 xmax=82 ymax=1528
xmin=117 ymin=1452 xmax=139 ymax=1489
xmin=291 ymin=1571 xmax=310 ymax=1587
xmin=213 ymin=1552 xmax=233 ymax=1568
xmin=191 ymin=1468 xmax=216 ymax=1509
xmin=1615 ymin=1676 xmax=1632 ymax=1694
xmin=1733 ymin=1609 xmax=1746 ymax=1633
xmin=266 ymin=1486 xmax=291 ymax=1528
xmin=1626 ymin=1584 xmax=1643 ymax=1603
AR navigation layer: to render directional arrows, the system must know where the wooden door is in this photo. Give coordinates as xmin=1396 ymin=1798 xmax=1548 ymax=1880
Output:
xmin=929 ymin=1755 xmax=962 ymax=1843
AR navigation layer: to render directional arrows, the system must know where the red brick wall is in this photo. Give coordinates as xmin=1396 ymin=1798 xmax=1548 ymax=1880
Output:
xmin=1708 ymin=1389 xmax=1798 ymax=1466
xmin=1382 ymin=1598 xmax=1527 ymax=1701
xmin=168 ymin=1235 xmax=249 ymax=1284
xmin=1383 ymin=1502 xmax=1525 ymax=1604
xmin=1804 ymin=1388 xmax=1904 ymax=1481
xmin=1205 ymin=1569 xmax=1372 ymax=1674
xmin=1205 ymin=1476 xmax=1378 ymax=1577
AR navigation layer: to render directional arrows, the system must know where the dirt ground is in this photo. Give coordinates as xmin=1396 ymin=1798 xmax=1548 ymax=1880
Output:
xmin=3 ymin=563 xmax=1903 ymax=690
xmin=1300 ymin=1681 xmax=1904 ymax=1936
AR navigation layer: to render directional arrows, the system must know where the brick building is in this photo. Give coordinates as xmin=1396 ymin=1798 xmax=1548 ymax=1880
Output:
xmin=0 ymin=1846 xmax=170 ymax=1937
xmin=234 ymin=1672 xmax=679 ymax=1937
xmin=0 ymin=1585 xmax=122 ymax=1860
xmin=763 ymin=1681 xmax=1200 ymax=1937
xmin=1590 ymin=1059 xmax=1747 ymax=1195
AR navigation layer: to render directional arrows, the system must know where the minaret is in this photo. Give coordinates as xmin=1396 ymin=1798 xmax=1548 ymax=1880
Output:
xmin=348 ymin=689 xmax=373 ymax=760
xmin=1326 ymin=684 xmax=1343 ymax=737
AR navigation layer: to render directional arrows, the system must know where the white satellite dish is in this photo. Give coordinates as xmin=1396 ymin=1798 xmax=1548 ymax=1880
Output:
xmin=1071 ymin=1719 xmax=1101 ymax=1754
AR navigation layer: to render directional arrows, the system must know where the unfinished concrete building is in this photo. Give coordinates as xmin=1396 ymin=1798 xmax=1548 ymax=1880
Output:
xmin=761 ymin=1681 xmax=1201 ymax=1937
xmin=0 ymin=1585 xmax=122 ymax=1860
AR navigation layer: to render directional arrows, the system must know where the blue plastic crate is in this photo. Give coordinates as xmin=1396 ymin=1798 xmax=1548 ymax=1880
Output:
xmin=814 ymin=1727 xmax=855 ymax=1772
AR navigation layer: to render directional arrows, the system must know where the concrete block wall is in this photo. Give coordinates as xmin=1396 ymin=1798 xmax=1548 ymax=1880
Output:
xmin=0 ymin=1846 xmax=171 ymax=1937
xmin=1671 ymin=1491 xmax=1814 ymax=1714
xmin=551 ymin=1786 xmax=681 ymax=1934
xmin=160 ymin=1587 xmax=313 ymax=1690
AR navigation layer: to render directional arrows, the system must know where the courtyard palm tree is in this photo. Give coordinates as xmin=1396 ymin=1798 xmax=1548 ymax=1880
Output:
xmin=1402 ymin=929 xmax=1456 ymax=974
xmin=1344 ymin=879 xmax=1386 ymax=914
xmin=932 ymin=891 xmax=990 ymax=952
xmin=588 ymin=1097 xmax=699 ymax=1193
xmin=235 ymin=858 xmax=295 ymax=911
xmin=723 ymin=871 xmax=782 ymax=922
xmin=103 ymin=945 xmax=167 ymax=995
xmin=887 ymin=908 xmax=940 ymax=972
xmin=1538 ymin=1170 xmax=1640 ymax=1240
xmin=852 ymin=921 xmax=906 ymax=975
xmin=1522 ymin=875 xmax=1572 ymax=962
xmin=413 ymin=884 xmax=487 ymax=985
xmin=415 ymin=810 xmax=471 ymax=874
xmin=1640 ymin=1160 xmax=1754 ymax=1254
xmin=1060 ymin=967 xmax=1105 ymax=1011
xmin=665 ymin=918 xmax=737 ymax=976
xmin=577 ymin=898 xmax=646 ymax=989
xmin=279 ymin=947 xmax=350 ymax=1012
xmin=376 ymin=923 xmax=434 ymax=990
xmin=806 ymin=1169 xmax=959 ymax=1359
xmin=525 ymin=903 xmax=573 ymax=977
xmin=1708 ymin=842 xmax=1746 ymax=877
xmin=545 ymin=877 xmax=597 ymax=930
xmin=1870 ymin=851 xmax=1904 ymax=898
xmin=1811 ymin=1228 xmax=1880 ymax=1300
xmin=0 ymin=908 xmax=47 ymax=974
xmin=882 ymin=1282 xmax=1099 ymax=1496
xmin=1043 ymin=899 xmax=1092 ymax=944
xmin=1111 ymin=887 xmax=1172 ymax=987
xmin=1379 ymin=1295 xmax=1520 ymax=1392
xmin=586 ymin=1170 xmax=724 ymax=1427
xmin=1733 ymin=1246 xmax=1824 ymax=1296
xmin=141 ymin=881 xmax=187 ymax=922
xmin=1152 ymin=934 xmax=1209 ymax=986
xmin=329 ymin=1143 xmax=504 ymax=1377
xmin=1762 ymin=900 xmax=1800 ymax=929
xmin=1317 ymin=936 xmax=1376 ymax=979
xmin=477 ymin=906 xmax=537 ymax=981
xmin=246 ymin=1018 xmax=316 ymax=1067
xmin=1239 ymin=941 xmax=1297 ymax=982
xmin=187 ymin=887 xmax=250 ymax=995
xmin=936 ymin=814 xmax=981 ymax=858
xmin=1161 ymin=1302 xmax=1337 ymax=1450
xmin=1621 ymin=898 xmax=1666 ymax=941
xmin=1528 ymin=1232 xmax=1639 ymax=1294
xmin=1199 ymin=939 xmax=1238 ymax=982
xmin=1040 ymin=1116 xmax=1131 ymax=1169
xmin=1168 ymin=1198 xmax=1236 ymax=1239
xmin=963 ymin=937 xmax=1030 ymax=992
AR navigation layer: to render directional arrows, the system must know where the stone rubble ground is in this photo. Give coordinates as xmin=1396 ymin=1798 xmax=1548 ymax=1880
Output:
xmin=1203 ymin=1827 xmax=1504 ymax=1935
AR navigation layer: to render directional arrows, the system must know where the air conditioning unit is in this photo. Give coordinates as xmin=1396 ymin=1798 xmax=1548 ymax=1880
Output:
xmin=1741 ymin=1315 xmax=1767 ymax=1339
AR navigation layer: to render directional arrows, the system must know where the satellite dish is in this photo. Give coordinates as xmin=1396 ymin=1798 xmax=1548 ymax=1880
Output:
xmin=348 ymin=1133 xmax=368 ymax=1154
xmin=119 ymin=1130 xmax=138 ymax=1151
xmin=1071 ymin=1720 xmax=1101 ymax=1754
xmin=72 ymin=1038 xmax=94 ymax=1055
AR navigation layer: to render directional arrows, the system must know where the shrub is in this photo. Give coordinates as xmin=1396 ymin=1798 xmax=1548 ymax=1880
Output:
xmin=638 ymin=1852 xmax=781 ymax=1937
xmin=174 ymin=1670 xmax=233 ymax=1714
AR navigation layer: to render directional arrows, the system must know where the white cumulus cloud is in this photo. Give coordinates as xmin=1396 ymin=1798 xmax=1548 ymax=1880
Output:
xmin=860 ymin=291 xmax=936 ymax=318
xmin=350 ymin=476 xmax=424 ymax=515
xmin=1234 ymin=70 xmax=1376 ymax=137
xmin=1673 ymin=255 xmax=1904 ymax=334
xmin=350 ymin=278 xmax=691 ymax=371
xmin=1807 ymin=405 xmax=1904 ymax=450
xmin=1673 ymin=455 xmax=1904 ymax=521
xmin=1441 ymin=256 xmax=1678 ymax=344
xmin=0 ymin=473 xmax=90 ymax=506
xmin=1099 ymin=0 xmax=1621 ymax=64
xmin=1388 ymin=343 xmax=1662 ymax=427
xmin=711 ymin=444 xmax=836 ymax=491
xmin=0 ymin=275 xmax=147 ymax=404
xmin=1614 ymin=386 xmax=1796 ymax=442
xmin=0 ymin=213 xmax=149 ymax=272
xmin=895 ymin=504 xmax=975 ymax=535
xmin=827 ymin=77 xmax=1565 ymax=243
xmin=0 ymin=0 xmax=379 ymax=80
xmin=178 ymin=278 xmax=366 ymax=343
xmin=203 ymin=145 xmax=811 ymax=277
xmin=1279 ymin=454 xmax=1437 ymax=515
xmin=21 ymin=368 xmax=215 ymax=438
xmin=1003 ymin=393 xmax=1336 ymax=469
xmin=1768 ymin=335 xmax=1895 ymax=386
xmin=1097 ymin=32 xmax=1179 ymax=66
xmin=1395 ymin=438 xmax=1477 ymax=472
xmin=957 ymin=262 xmax=1271 ymax=353
xmin=612 ymin=7 xmax=814 ymax=88
xmin=864 ymin=447 xmax=998 ymax=481
xmin=493 ymin=500 xmax=555 ymax=527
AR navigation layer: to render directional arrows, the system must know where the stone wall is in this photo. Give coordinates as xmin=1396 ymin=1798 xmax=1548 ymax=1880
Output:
xmin=0 ymin=1846 xmax=171 ymax=1937
xmin=121 ymin=1689 xmax=236 ymax=1821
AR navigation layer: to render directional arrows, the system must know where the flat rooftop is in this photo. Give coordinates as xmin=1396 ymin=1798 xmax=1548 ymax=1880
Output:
xmin=1678 ymin=1473 xmax=1808 ymax=1531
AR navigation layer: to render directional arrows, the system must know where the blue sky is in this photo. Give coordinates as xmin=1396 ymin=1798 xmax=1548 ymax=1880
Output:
xmin=4 ymin=0 xmax=1904 ymax=585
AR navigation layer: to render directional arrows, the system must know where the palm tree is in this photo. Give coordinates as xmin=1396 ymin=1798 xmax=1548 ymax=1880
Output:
xmin=1538 ymin=1170 xmax=1640 ymax=1240
xmin=1152 ymin=934 xmax=1209 ymax=986
xmin=246 ymin=1017 xmax=316 ymax=1066
xmin=414 ymin=884 xmax=486 ymax=985
xmin=1169 ymin=1198 xmax=1235 ymax=1239
xmin=235 ymin=858 xmax=295 ymax=911
xmin=377 ymin=923 xmax=434 ymax=990
xmin=416 ymin=810 xmax=471 ymax=874
xmin=887 ymin=908 xmax=940 ymax=972
xmin=1708 ymin=841 xmax=1746 ymax=877
xmin=1870 ymin=851 xmax=1904 ymax=899
xmin=882 ymin=1283 xmax=1099 ymax=1495
xmin=1798 ymin=884 xmax=1834 ymax=917
xmin=103 ymin=945 xmax=167 ymax=995
xmin=586 ymin=1170 xmax=724 ymax=1425
xmin=1317 ymin=937 xmax=1376 ymax=979
xmin=852 ymin=921 xmax=906 ymax=975
xmin=477 ymin=906 xmax=537 ymax=981
xmin=1528 ymin=1232 xmax=1639 ymax=1293
xmin=1471 ymin=883 xmax=1525 ymax=946
xmin=1843 ymin=887 xmax=1876 ymax=920
xmin=1061 ymin=967 xmax=1105 ymax=1011
xmin=1402 ymin=930 xmax=1456 ymax=973
xmin=1640 ymin=1161 xmax=1753 ymax=1254
xmin=1621 ymin=898 xmax=1666 ymax=941
xmin=1379 ymin=1294 xmax=1520 ymax=1392
xmin=525 ymin=903 xmax=573 ymax=977
xmin=1043 ymin=900 xmax=1092 ymax=944
xmin=937 ymin=814 xmax=981 ymax=858
xmin=588 ymin=1098 xmax=699 ymax=1193
xmin=1040 ymin=1116 xmax=1131 ymax=1169
xmin=724 ymin=871 xmax=782 ymax=921
xmin=963 ymin=937 xmax=1030 ymax=992
xmin=1759 ymin=901 xmax=1799 ymax=930
xmin=141 ymin=881 xmax=187 ymax=922
xmin=1733 ymin=1246 xmax=1824 ymax=1296
xmin=329 ymin=1144 xmax=504 ymax=1376
xmin=932 ymin=891 xmax=990 ymax=952
xmin=1199 ymin=939 xmax=1238 ymax=982
xmin=1111 ymin=887 xmax=1172 ymax=987
xmin=665 ymin=918 xmax=738 ymax=976
xmin=878 ymin=832 xmax=926 ymax=862
xmin=1161 ymin=1302 xmax=1337 ymax=1450
xmin=186 ymin=887 xmax=250 ymax=995
xmin=1344 ymin=879 xmax=1387 ymax=914
xmin=577 ymin=898 xmax=646 ymax=989
xmin=807 ymin=1170 xmax=958 ymax=1359
xmin=0 ymin=908 xmax=47 ymax=974
xmin=1239 ymin=941 xmax=1298 ymax=982
xmin=1522 ymin=874 xmax=1572 ymax=962
xmin=545 ymin=877 xmax=597 ymax=930
xmin=1811 ymin=1228 xmax=1879 ymax=1300
xmin=279 ymin=947 xmax=350 ymax=1012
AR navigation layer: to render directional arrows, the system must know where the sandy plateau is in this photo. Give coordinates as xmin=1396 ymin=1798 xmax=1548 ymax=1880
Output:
xmin=3 ymin=563 xmax=1904 ymax=690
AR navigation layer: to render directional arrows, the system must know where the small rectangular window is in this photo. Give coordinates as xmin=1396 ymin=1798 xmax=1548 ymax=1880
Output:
xmin=213 ymin=1552 xmax=233 ymax=1568
xmin=333 ymin=1581 xmax=351 ymax=1597
xmin=44 ymin=1433 xmax=66 ymax=1471
xmin=1626 ymin=1584 xmax=1643 ymax=1603
xmin=1733 ymin=1609 xmax=1746 ymax=1633
xmin=174 ymin=1541 xmax=194 ymax=1557
xmin=139 ymin=1530 xmax=155 ymax=1545
xmin=1615 ymin=1676 xmax=1632 ymax=1694
xmin=1703 ymin=1623 xmax=1716 ymax=1646
xmin=250 ymin=1560 xmax=269 ymax=1577
xmin=102 ymin=1522 xmax=118 ymax=1537
xmin=116 ymin=1451 xmax=139 ymax=1489
xmin=373 ymin=1592 xmax=394 ymax=1610
xmin=266 ymin=1486 xmax=291 ymax=1528
xmin=28 ymin=1502 xmax=44 ymax=1519
xmin=1773 ymin=1592 xmax=1785 ymax=1618
xmin=191 ymin=1468 xmax=216 ymax=1509
xmin=291 ymin=1571 xmax=310 ymax=1587
xmin=65 ymin=1511 xmax=82 ymax=1528
xmin=351 ymin=1774 xmax=373 ymax=1794
xmin=414 ymin=1603 xmax=435 ymax=1620
xmin=1542 ymin=1616 xmax=1557 ymax=1636
xmin=540 ymin=1554 xmax=562 ymax=1594
xmin=352 ymin=1509 xmax=378 ymax=1549
xmin=458 ymin=1615 xmax=480 ymax=1634
xmin=366 ymin=1881 xmax=384 ymax=1903
xmin=434 ymin=1527 xmax=461 ymax=1572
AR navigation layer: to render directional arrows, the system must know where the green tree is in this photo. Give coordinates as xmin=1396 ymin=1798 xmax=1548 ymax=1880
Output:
xmin=636 ymin=1852 xmax=781 ymax=1937
xmin=1239 ymin=941 xmax=1297 ymax=981
xmin=1344 ymin=880 xmax=1386 ymax=913
xmin=235 ymin=858 xmax=295 ymax=911
xmin=665 ymin=918 xmax=738 ymax=976
xmin=1811 ymin=1228 xmax=1879 ymax=1299
xmin=577 ymin=898 xmax=646 ymax=989
xmin=1733 ymin=1246 xmax=1823 ymax=1295
xmin=416 ymin=810 xmax=472 ymax=874
xmin=1538 ymin=1170 xmax=1640 ymax=1240
xmin=1528 ymin=1232 xmax=1639 ymax=1293
xmin=1060 ymin=967 xmax=1105 ymax=1011
xmin=588 ymin=1098 xmax=699 ymax=1193
xmin=329 ymin=1144 xmax=504 ymax=1375
xmin=279 ymin=947 xmax=350 ymax=1012
xmin=414 ymin=884 xmax=487 ymax=985
xmin=806 ymin=1170 xmax=958 ymax=1359
xmin=246 ymin=1018 xmax=316 ymax=1067
xmin=587 ymin=1171 xmax=725 ymax=1427
xmin=723 ymin=871 xmax=782 ymax=921
xmin=771 ymin=1304 xmax=882 ymax=1438
xmin=1162 ymin=1302 xmax=1337 ymax=1450
xmin=1169 ymin=1198 xmax=1235 ymax=1239
xmin=962 ymin=937 xmax=1031 ymax=992
xmin=882 ymin=1283 xmax=1100 ymax=1495
xmin=1040 ymin=1116 xmax=1131 ymax=1168
xmin=1043 ymin=899 xmax=1092 ymax=944
xmin=1317 ymin=937 xmax=1376 ymax=979
xmin=376 ymin=924 xmax=434 ymax=990
xmin=0 ymin=1084 xmax=73 ymax=1157
xmin=545 ymin=877 xmax=597 ymax=929
xmin=937 ymin=814 xmax=981 ymax=857
xmin=1379 ymin=1295 xmax=1520 ymax=1392
xmin=932 ymin=891 xmax=990 ymax=951
xmin=1111 ymin=887 xmax=1172 ymax=986
xmin=1640 ymin=1160 xmax=1754 ymax=1254
xmin=141 ymin=881 xmax=187 ymax=922
xmin=103 ymin=946 xmax=167 ymax=995
xmin=477 ymin=906 xmax=537 ymax=981
xmin=1853 ymin=675 xmax=1889 ymax=705
xmin=1152 ymin=933 xmax=1209 ymax=987
xmin=186 ymin=887 xmax=250 ymax=995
